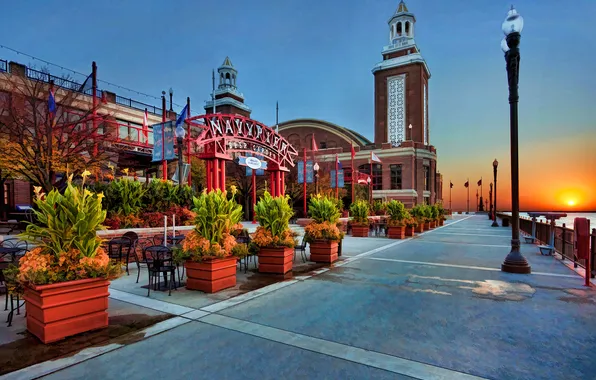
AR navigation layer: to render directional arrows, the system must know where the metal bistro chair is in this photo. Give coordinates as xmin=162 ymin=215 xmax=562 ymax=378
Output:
xmin=107 ymin=236 xmax=133 ymax=275
xmin=1 ymin=239 xmax=28 ymax=326
xmin=236 ymin=235 xmax=254 ymax=273
xmin=122 ymin=231 xmax=140 ymax=279
xmin=135 ymin=238 xmax=155 ymax=283
xmin=142 ymin=245 xmax=177 ymax=296
xmin=294 ymin=235 xmax=308 ymax=263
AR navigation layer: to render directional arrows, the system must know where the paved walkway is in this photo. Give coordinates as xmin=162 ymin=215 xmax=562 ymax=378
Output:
xmin=6 ymin=215 xmax=596 ymax=380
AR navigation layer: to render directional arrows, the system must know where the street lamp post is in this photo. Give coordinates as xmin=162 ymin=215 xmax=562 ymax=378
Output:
xmin=500 ymin=6 xmax=531 ymax=274
xmin=169 ymin=88 xmax=173 ymax=112
xmin=367 ymin=176 xmax=372 ymax=204
xmin=492 ymin=159 xmax=499 ymax=227
xmin=175 ymin=125 xmax=186 ymax=187
xmin=313 ymin=162 xmax=320 ymax=194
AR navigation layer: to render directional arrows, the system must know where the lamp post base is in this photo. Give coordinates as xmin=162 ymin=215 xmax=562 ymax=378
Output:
xmin=501 ymin=241 xmax=531 ymax=274
xmin=491 ymin=221 xmax=499 ymax=227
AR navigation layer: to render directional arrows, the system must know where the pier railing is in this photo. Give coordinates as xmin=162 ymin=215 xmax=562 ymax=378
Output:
xmin=497 ymin=213 xmax=595 ymax=278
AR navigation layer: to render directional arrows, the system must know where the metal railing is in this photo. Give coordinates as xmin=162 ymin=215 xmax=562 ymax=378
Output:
xmin=115 ymin=95 xmax=162 ymax=116
xmin=0 ymin=59 xmax=7 ymax=73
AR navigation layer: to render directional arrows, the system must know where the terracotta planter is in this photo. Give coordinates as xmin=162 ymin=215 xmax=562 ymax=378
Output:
xmin=439 ymin=219 xmax=444 ymax=226
xmin=23 ymin=277 xmax=110 ymax=344
xmin=405 ymin=226 xmax=416 ymax=236
xmin=351 ymin=225 xmax=369 ymax=237
xmin=185 ymin=257 xmax=237 ymax=293
xmin=309 ymin=240 xmax=339 ymax=263
xmin=415 ymin=223 xmax=424 ymax=233
xmin=258 ymin=246 xmax=293 ymax=274
xmin=387 ymin=226 xmax=406 ymax=239
xmin=424 ymin=222 xmax=431 ymax=230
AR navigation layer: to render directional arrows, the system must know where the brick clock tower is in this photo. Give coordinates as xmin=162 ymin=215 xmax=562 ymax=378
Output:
xmin=372 ymin=1 xmax=430 ymax=147
xmin=205 ymin=57 xmax=252 ymax=117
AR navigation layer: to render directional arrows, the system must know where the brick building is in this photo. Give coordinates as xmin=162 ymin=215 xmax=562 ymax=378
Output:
xmin=278 ymin=1 xmax=442 ymax=207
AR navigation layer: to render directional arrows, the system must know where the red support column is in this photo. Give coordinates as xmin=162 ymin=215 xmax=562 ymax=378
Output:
xmin=186 ymin=97 xmax=192 ymax=186
xmin=213 ymin=158 xmax=220 ymax=190
xmin=270 ymin=172 xmax=275 ymax=195
xmin=252 ymin=170 xmax=257 ymax=224
xmin=206 ymin=161 xmax=212 ymax=191
xmin=303 ymin=148 xmax=307 ymax=217
xmin=274 ymin=171 xmax=280 ymax=197
xmin=220 ymin=160 xmax=226 ymax=191
xmin=280 ymin=172 xmax=285 ymax=196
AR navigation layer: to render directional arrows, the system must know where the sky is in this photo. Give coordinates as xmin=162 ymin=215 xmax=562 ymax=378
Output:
xmin=1 ymin=0 xmax=594 ymax=211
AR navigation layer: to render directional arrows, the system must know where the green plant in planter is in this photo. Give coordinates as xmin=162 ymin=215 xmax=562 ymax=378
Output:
xmin=104 ymin=178 xmax=146 ymax=216
xmin=173 ymin=189 xmax=245 ymax=263
xmin=430 ymin=204 xmax=439 ymax=221
xmin=372 ymin=200 xmax=386 ymax=215
xmin=410 ymin=204 xmax=427 ymax=224
xmin=386 ymin=200 xmax=408 ymax=227
xmin=251 ymin=192 xmax=297 ymax=249
xmin=436 ymin=202 xmax=446 ymax=220
xmin=305 ymin=195 xmax=344 ymax=243
xmin=350 ymin=200 xmax=370 ymax=226
xmin=144 ymin=180 xmax=194 ymax=212
xmin=405 ymin=216 xmax=418 ymax=228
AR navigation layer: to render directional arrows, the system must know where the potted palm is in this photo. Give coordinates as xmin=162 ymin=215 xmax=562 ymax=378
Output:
xmin=350 ymin=200 xmax=370 ymax=237
xmin=304 ymin=195 xmax=344 ymax=263
xmin=174 ymin=189 xmax=247 ymax=293
xmin=410 ymin=205 xmax=426 ymax=233
xmin=7 ymin=173 xmax=121 ymax=344
xmin=251 ymin=192 xmax=297 ymax=274
xmin=386 ymin=200 xmax=409 ymax=239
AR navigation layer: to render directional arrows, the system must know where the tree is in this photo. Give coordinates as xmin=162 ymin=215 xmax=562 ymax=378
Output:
xmin=190 ymin=157 xmax=206 ymax=192
xmin=0 ymin=140 xmax=16 ymax=218
xmin=0 ymin=69 xmax=109 ymax=192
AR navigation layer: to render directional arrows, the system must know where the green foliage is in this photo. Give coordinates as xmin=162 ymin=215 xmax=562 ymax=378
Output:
xmin=410 ymin=204 xmax=427 ymax=221
xmin=254 ymin=192 xmax=294 ymax=238
xmin=308 ymin=195 xmax=341 ymax=224
xmin=104 ymin=178 xmax=146 ymax=216
xmin=330 ymin=197 xmax=344 ymax=213
xmin=350 ymin=200 xmax=370 ymax=225
xmin=372 ymin=200 xmax=386 ymax=215
xmin=21 ymin=178 xmax=106 ymax=258
xmin=430 ymin=204 xmax=439 ymax=220
xmin=386 ymin=200 xmax=408 ymax=223
xmin=435 ymin=202 xmax=446 ymax=218
xmin=192 ymin=189 xmax=243 ymax=245
xmin=143 ymin=180 xmax=194 ymax=212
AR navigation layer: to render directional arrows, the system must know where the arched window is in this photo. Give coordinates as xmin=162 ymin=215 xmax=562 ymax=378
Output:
xmin=220 ymin=73 xmax=224 ymax=84
xmin=397 ymin=22 xmax=402 ymax=36
xmin=225 ymin=72 xmax=231 ymax=85
xmin=405 ymin=21 xmax=410 ymax=36
xmin=358 ymin=164 xmax=382 ymax=190
xmin=232 ymin=74 xmax=236 ymax=86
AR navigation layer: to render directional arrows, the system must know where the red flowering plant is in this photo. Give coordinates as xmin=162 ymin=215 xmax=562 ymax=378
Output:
xmin=4 ymin=173 xmax=121 ymax=290
xmin=173 ymin=188 xmax=247 ymax=264
xmin=304 ymin=194 xmax=344 ymax=244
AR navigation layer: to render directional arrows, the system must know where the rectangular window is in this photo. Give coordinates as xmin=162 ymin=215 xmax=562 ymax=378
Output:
xmin=424 ymin=166 xmax=430 ymax=191
xmin=117 ymin=119 xmax=143 ymax=143
xmin=390 ymin=164 xmax=402 ymax=190
xmin=319 ymin=142 xmax=327 ymax=149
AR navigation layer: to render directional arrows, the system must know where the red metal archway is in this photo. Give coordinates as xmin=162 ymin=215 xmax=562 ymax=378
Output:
xmin=186 ymin=114 xmax=298 ymax=197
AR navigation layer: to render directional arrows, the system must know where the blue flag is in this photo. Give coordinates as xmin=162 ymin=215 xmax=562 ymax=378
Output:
xmin=176 ymin=104 xmax=188 ymax=128
xmin=48 ymin=90 xmax=56 ymax=116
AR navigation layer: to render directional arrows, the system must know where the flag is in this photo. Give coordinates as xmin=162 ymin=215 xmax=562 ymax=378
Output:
xmin=477 ymin=179 xmax=482 ymax=186
xmin=176 ymin=104 xmax=188 ymax=128
xmin=311 ymin=134 xmax=318 ymax=151
xmin=351 ymin=144 xmax=356 ymax=159
xmin=142 ymin=109 xmax=149 ymax=143
xmin=78 ymin=73 xmax=93 ymax=93
xmin=371 ymin=151 xmax=382 ymax=163
xmin=336 ymin=154 xmax=342 ymax=170
xmin=464 ymin=181 xmax=469 ymax=188
xmin=450 ymin=181 xmax=453 ymax=188
xmin=357 ymin=172 xmax=370 ymax=185
xmin=48 ymin=89 xmax=56 ymax=116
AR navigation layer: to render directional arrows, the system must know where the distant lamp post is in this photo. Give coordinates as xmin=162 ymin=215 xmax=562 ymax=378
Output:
xmin=500 ymin=6 xmax=531 ymax=274
xmin=313 ymin=162 xmax=320 ymax=194
xmin=367 ymin=176 xmax=372 ymax=203
xmin=408 ymin=123 xmax=413 ymax=140
xmin=169 ymin=88 xmax=174 ymax=112
xmin=492 ymin=159 xmax=499 ymax=227
xmin=175 ymin=125 xmax=186 ymax=187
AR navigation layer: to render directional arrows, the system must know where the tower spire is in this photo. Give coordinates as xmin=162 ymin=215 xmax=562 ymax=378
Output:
xmin=397 ymin=0 xmax=408 ymax=13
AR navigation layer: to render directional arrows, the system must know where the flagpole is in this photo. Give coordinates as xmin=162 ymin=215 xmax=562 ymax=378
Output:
xmin=449 ymin=182 xmax=452 ymax=212
xmin=186 ymin=97 xmax=192 ymax=186
xmin=161 ymin=94 xmax=167 ymax=180
xmin=303 ymin=147 xmax=307 ymax=217
xmin=276 ymin=101 xmax=279 ymax=133
xmin=351 ymin=143 xmax=355 ymax=205
xmin=92 ymin=61 xmax=98 ymax=158
xmin=370 ymin=152 xmax=373 ymax=203
xmin=467 ymin=178 xmax=470 ymax=214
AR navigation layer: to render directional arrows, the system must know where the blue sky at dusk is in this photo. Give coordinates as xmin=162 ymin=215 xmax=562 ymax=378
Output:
xmin=1 ymin=0 xmax=594 ymax=210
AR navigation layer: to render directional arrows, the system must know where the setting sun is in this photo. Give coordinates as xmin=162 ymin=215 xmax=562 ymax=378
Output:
xmin=567 ymin=200 xmax=576 ymax=206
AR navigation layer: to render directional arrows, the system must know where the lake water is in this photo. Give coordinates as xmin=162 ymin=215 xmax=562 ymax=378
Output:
xmin=502 ymin=212 xmax=596 ymax=229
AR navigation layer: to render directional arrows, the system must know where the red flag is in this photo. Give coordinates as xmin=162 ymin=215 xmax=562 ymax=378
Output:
xmin=477 ymin=179 xmax=482 ymax=186
xmin=142 ymin=109 xmax=149 ymax=143
xmin=351 ymin=144 xmax=356 ymax=159
xmin=464 ymin=181 xmax=469 ymax=188
xmin=311 ymin=134 xmax=318 ymax=151
xmin=357 ymin=172 xmax=370 ymax=185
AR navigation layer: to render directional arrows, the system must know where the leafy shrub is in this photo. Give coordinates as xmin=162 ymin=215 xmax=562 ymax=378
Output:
xmin=372 ymin=200 xmax=386 ymax=215
xmin=308 ymin=195 xmax=340 ymax=224
xmin=386 ymin=200 xmax=408 ymax=226
xmin=104 ymin=178 xmax=146 ymax=216
xmin=350 ymin=200 xmax=370 ymax=225
xmin=251 ymin=192 xmax=296 ymax=249
xmin=143 ymin=180 xmax=194 ymax=212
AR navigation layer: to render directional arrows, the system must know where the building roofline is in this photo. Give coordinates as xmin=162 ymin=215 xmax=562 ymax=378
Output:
xmin=278 ymin=118 xmax=372 ymax=146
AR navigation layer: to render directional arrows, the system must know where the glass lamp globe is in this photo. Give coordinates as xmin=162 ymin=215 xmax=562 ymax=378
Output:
xmin=502 ymin=7 xmax=524 ymax=36
xmin=501 ymin=37 xmax=510 ymax=53
xmin=493 ymin=159 xmax=499 ymax=168
xmin=175 ymin=125 xmax=186 ymax=139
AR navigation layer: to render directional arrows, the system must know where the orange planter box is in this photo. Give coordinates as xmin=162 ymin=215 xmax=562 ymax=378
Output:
xmin=405 ymin=226 xmax=415 ymax=236
xmin=309 ymin=240 xmax=339 ymax=263
xmin=185 ymin=257 xmax=237 ymax=293
xmin=387 ymin=226 xmax=406 ymax=239
xmin=439 ymin=219 xmax=444 ymax=226
xmin=23 ymin=278 xmax=110 ymax=344
xmin=258 ymin=246 xmax=293 ymax=274
xmin=352 ymin=225 xmax=369 ymax=237
xmin=415 ymin=223 xmax=424 ymax=233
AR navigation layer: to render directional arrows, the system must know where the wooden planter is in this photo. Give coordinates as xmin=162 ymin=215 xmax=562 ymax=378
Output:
xmin=23 ymin=278 xmax=110 ymax=344
xmin=387 ymin=226 xmax=406 ymax=239
xmin=424 ymin=222 xmax=432 ymax=230
xmin=405 ymin=226 xmax=416 ymax=236
xmin=415 ymin=223 xmax=425 ymax=233
xmin=351 ymin=225 xmax=369 ymax=237
xmin=185 ymin=257 xmax=237 ymax=293
xmin=309 ymin=240 xmax=339 ymax=263
xmin=439 ymin=219 xmax=444 ymax=226
xmin=258 ymin=246 xmax=293 ymax=274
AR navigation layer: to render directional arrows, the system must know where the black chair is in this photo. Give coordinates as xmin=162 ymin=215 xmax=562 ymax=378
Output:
xmin=122 ymin=231 xmax=140 ymax=278
xmin=106 ymin=237 xmax=133 ymax=275
xmin=142 ymin=245 xmax=177 ymax=296
xmin=236 ymin=235 xmax=254 ymax=273
xmin=135 ymin=238 xmax=154 ymax=283
xmin=153 ymin=234 xmax=165 ymax=246
xmin=1 ymin=239 xmax=28 ymax=325
xmin=294 ymin=235 xmax=307 ymax=263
